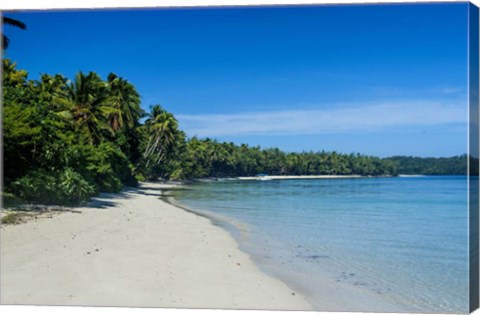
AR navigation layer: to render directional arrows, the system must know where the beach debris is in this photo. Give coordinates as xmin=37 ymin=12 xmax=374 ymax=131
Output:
xmin=295 ymin=254 xmax=329 ymax=260
xmin=1 ymin=207 xmax=80 ymax=225
xmin=354 ymin=281 xmax=367 ymax=286
xmin=1 ymin=212 xmax=30 ymax=225
xmin=86 ymin=251 xmax=91 ymax=255
xmin=305 ymin=255 xmax=328 ymax=259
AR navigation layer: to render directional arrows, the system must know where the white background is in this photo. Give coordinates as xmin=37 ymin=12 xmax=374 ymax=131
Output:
xmin=0 ymin=0 xmax=479 ymax=10
xmin=0 ymin=0 xmax=479 ymax=315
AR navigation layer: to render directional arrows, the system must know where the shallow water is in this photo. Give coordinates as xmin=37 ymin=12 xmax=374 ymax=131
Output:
xmin=172 ymin=176 xmax=469 ymax=313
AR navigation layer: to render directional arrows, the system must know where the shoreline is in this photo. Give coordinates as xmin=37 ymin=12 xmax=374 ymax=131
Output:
xmin=0 ymin=182 xmax=311 ymax=310
xmin=166 ymin=185 xmax=411 ymax=313
xmin=237 ymin=174 xmax=367 ymax=180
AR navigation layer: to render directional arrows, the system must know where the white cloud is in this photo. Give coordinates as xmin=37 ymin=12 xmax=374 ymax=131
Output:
xmin=177 ymin=100 xmax=467 ymax=137
xmin=437 ymin=86 xmax=465 ymax=95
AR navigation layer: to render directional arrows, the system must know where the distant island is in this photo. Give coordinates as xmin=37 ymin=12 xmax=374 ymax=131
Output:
xmin=3 ymin=59 xmax=469 ymax=207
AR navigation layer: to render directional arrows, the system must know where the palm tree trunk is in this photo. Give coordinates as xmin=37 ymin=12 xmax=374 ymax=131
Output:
xmin=143 ymin=135 xmax=153 ymax=157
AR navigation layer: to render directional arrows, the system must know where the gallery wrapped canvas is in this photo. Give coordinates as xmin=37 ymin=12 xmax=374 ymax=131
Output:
xmin=1 ymin=1 xmax=479 ymax=314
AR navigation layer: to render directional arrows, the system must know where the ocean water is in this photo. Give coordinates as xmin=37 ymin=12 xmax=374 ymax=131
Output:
xmin=171 ymin=176 xmax=469 ymax=313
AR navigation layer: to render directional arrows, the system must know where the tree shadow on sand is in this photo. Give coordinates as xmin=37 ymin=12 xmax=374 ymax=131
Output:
xmin=86 ymin=190 xmax=136 ymax=209
xmin=86 ymin=184 xmax=169 ymax=209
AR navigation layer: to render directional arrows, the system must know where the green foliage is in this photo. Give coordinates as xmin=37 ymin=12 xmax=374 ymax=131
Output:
xmin=173 ymin=139 xmax=399 ymax=179
xmin=385 ymin=155 xmax=467 ymax=175
xmin=134 ymin=173 xmax=146 ymax=182
xmin=2 ymin=193 xmax=24 ymax=208
xmin=3 ymin=59 xmax=140 ymax=206
xmin=59 ymin=168 xmax=97 ymax=204
xmin=66 ymin=71 xmax=116 ymax=145
xmin=106 ymin=73 xmax=144 ymax=132
xmin=137 ymin=105 xmax=185 ymax=180
xmin=83 ymin=143 xmax=137 ymax=192
xmin=13 ymin=169 xmax=95 ymax=205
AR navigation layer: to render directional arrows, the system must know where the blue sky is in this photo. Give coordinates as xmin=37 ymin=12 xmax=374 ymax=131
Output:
xmin=3 ymin=3 xmax=469 ymax=157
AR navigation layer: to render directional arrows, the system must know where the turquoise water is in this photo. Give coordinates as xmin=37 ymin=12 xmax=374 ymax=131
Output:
xmin=172 ymin=176 xmax=469 ymax=313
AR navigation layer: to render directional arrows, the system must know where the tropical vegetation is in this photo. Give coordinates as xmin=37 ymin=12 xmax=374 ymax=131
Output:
xmin=2 ymin=59 xmax=468 ymax=206
xmin=384 ymin=155 xmax=469 ymax=175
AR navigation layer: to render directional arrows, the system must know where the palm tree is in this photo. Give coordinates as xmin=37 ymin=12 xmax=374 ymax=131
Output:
xmin=2 ymin=16 xmax=26 ymax=49
xmin=185 ymin=137 xmax=209 ymax=177
xmin=143 ymin=105 xmax=180 ymax=167
xmin=38 ymin=74 xmax=71 ymax=111
xmin=106 ymin=73 xmax=142 ymax=132
xmin=66 ymin=72 xmax=115 ymax=144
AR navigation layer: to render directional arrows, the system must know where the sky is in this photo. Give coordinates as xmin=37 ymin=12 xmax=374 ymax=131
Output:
xmin=3 ymin=3 xmax=469 ymax=157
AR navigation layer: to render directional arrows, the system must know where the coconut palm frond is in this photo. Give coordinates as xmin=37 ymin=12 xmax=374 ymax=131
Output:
xmin=3 ymin=17 xmax=27 ymax=30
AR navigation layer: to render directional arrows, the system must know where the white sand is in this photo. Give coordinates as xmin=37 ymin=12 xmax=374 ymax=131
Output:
xmin=0 ymin=183 xmax=311 ymax=310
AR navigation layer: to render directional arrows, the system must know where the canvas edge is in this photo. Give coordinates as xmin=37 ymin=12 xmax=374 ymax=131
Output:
xmin=469 ymin=1 xmax=480 ymax=313
xmin=0 ymin=1 xmax=472 ymax=14
xmin=0 ymin=2 xmax=477 ymax=313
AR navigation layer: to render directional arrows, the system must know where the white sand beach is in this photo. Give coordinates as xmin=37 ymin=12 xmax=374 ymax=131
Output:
xmin=0 ymin=183 xmax=311 ymax=310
